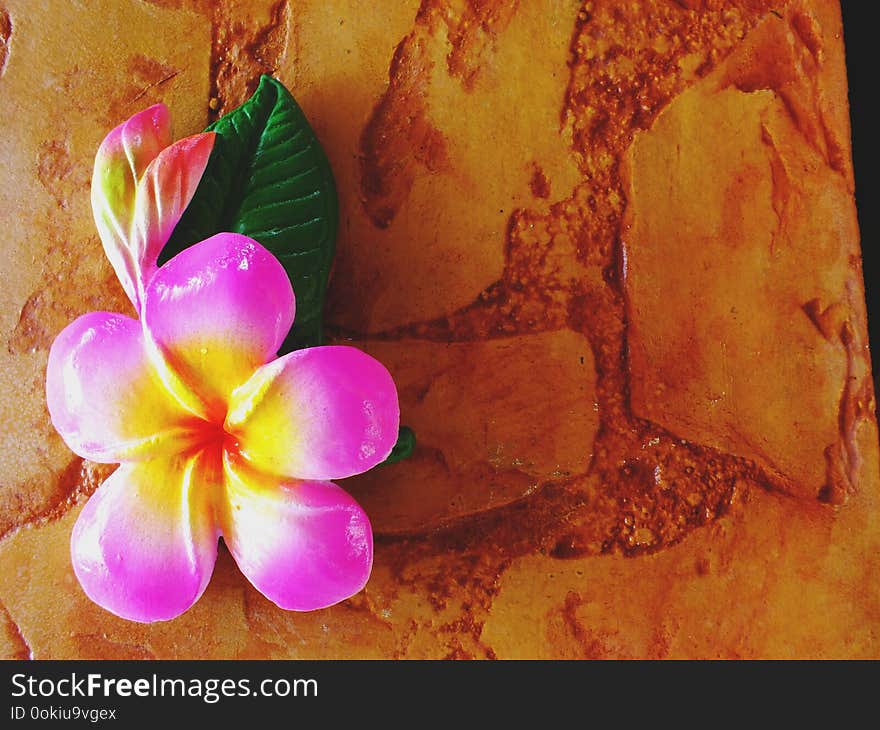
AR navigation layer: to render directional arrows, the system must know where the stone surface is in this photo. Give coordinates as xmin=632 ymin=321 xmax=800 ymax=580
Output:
xmin=622 ymin=6 xmax=868 ymax=502
xmin=344 ymin=330 xmax=598 ymax=533
xmin=290 ymin=0 xmax=582 ymax=333
xmin=0 ymin=0 xmax=877 ymax=659
xmin=483 ymin=459 xmax=880 ymax=659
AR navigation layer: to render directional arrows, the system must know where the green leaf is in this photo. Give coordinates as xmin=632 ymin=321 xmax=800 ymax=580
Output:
xmin=161 ymin=74 xmax=337 ymax=352
xmin=381 ymin=426 xmax=416 ymax=466
xmin=161 ymin=74 xmax=415 ymax=464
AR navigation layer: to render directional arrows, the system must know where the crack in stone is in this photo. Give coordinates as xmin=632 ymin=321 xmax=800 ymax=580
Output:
xmin=0 ymin=6 xmax=11 ymax=78
xmin=127 ymin=69 xmax=179 ymax=106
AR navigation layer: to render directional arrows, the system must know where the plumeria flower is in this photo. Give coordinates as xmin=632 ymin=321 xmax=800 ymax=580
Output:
xmin=45 ymin=105 xmax=399 ymax=622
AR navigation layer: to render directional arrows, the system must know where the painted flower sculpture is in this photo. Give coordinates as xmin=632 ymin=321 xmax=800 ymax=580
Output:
xmin=45 ymin=104 xmax=399 ymax=622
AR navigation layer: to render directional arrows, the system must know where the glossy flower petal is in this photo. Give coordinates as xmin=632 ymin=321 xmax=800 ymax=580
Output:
xmin=95 ymin=103 xmax=170 ymax=197
xmin=226 ymin=345 xmax=400 ymax=481
xmin=220 ymin=455 xmax=373 ymax=611
xmin=142 ymin=232 xmax=295 ymax=419
xmin=92 ymin=103 xmax=214 ymax=311
xmin=130 ymin=132 xmax=216 ymax=293
xmin=71 ymin=452 xmax=219 ymax=623
xmin=46 ymin=311 xmax=195 ymax=462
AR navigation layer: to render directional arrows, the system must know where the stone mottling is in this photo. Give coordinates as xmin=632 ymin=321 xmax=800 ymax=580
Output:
xmin=0 ymin=0 xmax=210 ymax=540
xmin=0 ymin=0 xmax=876 ymax=659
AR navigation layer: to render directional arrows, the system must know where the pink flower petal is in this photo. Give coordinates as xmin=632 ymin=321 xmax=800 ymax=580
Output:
xmin=142 ymin=233 xmax=295 ymax=420
xmin=91 ymin=104 xmax=170 ymax=309
xmin=91 ymin=103 xmax=214 ymax=312
xmin=131 ymin=132 xmax=216 ymax=295
xmin=221 ymin=454 xmax=372 ymax=611
xmin=226 ymin=346 xmax=400 ymax=481
xmin=96 ymin=104 xmax=170 ymax=191
xmin=46 ymin=311 xmax=195 ymax=462
xmin=71 ymin=451 xmax=220 ymax=623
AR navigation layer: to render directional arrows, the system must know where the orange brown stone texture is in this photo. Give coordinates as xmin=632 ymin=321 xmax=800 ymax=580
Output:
xmin=0 ymin=0 xmax=876 ymax=658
